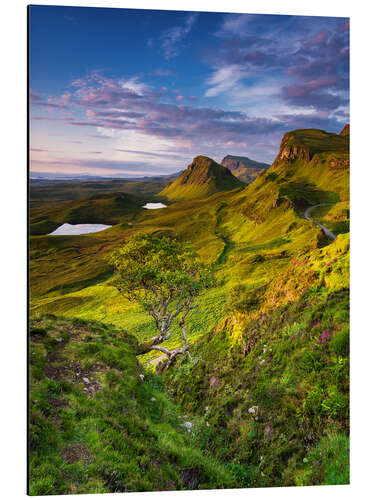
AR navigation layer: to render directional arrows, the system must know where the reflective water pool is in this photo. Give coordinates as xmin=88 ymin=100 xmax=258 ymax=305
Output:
xmin=48 ymin=223 xmax=112 ymax=235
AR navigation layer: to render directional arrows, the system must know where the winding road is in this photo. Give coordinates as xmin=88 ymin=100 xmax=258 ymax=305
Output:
xmin=304 ymin=204 xmax=336 ymax=240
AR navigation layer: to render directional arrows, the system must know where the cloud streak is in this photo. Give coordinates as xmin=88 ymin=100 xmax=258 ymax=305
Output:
xmin=160 ymin=14 xmax=198 ymax=60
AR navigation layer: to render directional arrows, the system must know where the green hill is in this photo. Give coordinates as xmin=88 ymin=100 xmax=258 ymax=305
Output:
xmin=29 ymin=126 xmax=349 ymax=327
xmin=29 ymin=127 xmax=349 ymax=328
xmin=159 ymin=156 xmax=245 ymax=201
xmin=221 ymin=155 xmax=269 ymax=183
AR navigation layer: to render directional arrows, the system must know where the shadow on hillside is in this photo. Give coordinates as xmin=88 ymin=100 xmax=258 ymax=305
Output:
xmin=278 ymin=181 xmax=339 ymax=210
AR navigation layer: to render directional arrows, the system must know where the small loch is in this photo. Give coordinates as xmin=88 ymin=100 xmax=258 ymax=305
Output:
xmin=143 ymin=203 xmax=167 ymax=210
xmin=48 ymin=223 xmax=112 ymax=235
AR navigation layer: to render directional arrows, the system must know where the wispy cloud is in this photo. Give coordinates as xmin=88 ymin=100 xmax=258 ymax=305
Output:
xmin=115 ymin=149 xmax=186 ymax=160
xmin=160 ymin=14 xmax=198 ymax=60
xmin=205 ymin=65 xmax=244 ymax=97
xmin=29 ymin=10 xmax=350 ymax=173
xmin=154 ymin=68 xmax=176 ymax=77
xmin=86 ymin=134 xmax=111 ymax=140
xmin=31 ymin=116 xmax=66 ymax=121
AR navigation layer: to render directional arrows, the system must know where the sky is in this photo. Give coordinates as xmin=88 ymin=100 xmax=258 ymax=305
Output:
xmin=29 ymin=5 xmax=349 ymax=178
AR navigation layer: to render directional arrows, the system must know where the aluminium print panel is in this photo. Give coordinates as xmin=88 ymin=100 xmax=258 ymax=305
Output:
xmin=28 ymin=4 xmax=349 ymax=495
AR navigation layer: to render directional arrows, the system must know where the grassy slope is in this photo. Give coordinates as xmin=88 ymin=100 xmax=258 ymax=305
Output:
xmin=29 ymin=129 xmax=348 ymax=354
xmin=29 ymin=316 xmax=234 ymax=495
xmin=309 ymin=202 xmax=350 ymax=235
xmin=29 ymin=190 xmax=319 ymax=359
xmin=164 ymin=234 xmax=349 ymax=487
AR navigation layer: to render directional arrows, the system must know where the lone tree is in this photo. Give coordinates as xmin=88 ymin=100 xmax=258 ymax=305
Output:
xmin=109 ymin=232 xmax=213 ymax=368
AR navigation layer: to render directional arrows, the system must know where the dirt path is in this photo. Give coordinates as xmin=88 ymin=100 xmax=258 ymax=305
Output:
xmin=304 ymin=204 xmax=336 ymax=240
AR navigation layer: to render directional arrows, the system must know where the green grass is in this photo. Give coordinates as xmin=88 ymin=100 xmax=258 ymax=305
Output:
xmin=164 ymin=285 xmax=349 ymax=487
xmin=294 ymin=433 xmax=349 ymax=486
xmin=279 ymin=128 xmax=349 ymax=156
xmin=310 ymin=202 xmax=350 ymax=235
xmin=29 ymin=158 xmax=337 ymax=360
xmin=29 ymin=316 xmax=235 ymax=495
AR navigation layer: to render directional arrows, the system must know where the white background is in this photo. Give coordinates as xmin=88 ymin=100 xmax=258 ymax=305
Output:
xmin=1 ymin=0 xmax=374 ymax=499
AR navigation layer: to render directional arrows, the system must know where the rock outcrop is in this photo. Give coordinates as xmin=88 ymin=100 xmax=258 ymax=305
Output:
xmin=273 ymin=128 xmax=349 ymax=167
xmin=340 ymin=124 xmax=350 ymax=136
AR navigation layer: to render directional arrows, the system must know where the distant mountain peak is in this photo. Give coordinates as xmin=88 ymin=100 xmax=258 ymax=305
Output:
xmin=221 ymin=155 xmax=269 ymax=183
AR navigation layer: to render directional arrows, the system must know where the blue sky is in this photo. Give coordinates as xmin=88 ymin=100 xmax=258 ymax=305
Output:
xmin=29 ymin=5 xmax=349 ymax=177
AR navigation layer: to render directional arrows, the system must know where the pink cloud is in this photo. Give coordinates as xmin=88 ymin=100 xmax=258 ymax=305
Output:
xmin=311 ymin=30 xmax=328 ymax=45
xmin=283 ymin=76 xmax=338 ymax=97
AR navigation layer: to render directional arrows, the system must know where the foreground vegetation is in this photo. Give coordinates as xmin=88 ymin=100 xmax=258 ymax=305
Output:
xmin=29 ymin=316 xmax=234 ymax=495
